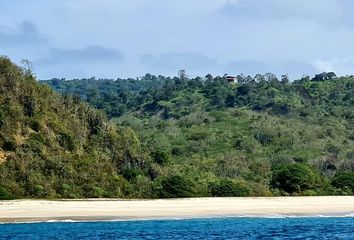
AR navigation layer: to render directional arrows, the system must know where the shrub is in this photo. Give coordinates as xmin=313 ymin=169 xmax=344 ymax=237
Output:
xmin=209 ymin=178 xmax=251 ymax=197
xmin=0 ymin=187 xmax=15 ymax=200
xmin=59 ymin=184 xmax=74 ymax=198
xmin=28 ymin=119 xmax=41 ymax=132
xmin=122 ymin=168 xmax=144 ymax=181
xmin=2 ymin=140 xmax=16 ymax=151
xmin=59 ymin=132 xmax=75 ymax=151
xmin=33 ymin=184 xmax=46 ymax=198
xmin=332 ymin=172 xmax=354 ymax=194
xmin=151 ymin=150 xmax=170 ymax=165
xmin=171 ymin=146 xmax=183 ymax=156
xmin=187 ymin=131 xmax=209 ymax=141
xmin=234 ymin=136 xmax=255 ymax=153
xmin=0 ymin=110 xmax=4 ymax=128
xmin=254 ymin=129 xmax=275 ymax=146
xmin=158 ymin=175 xmax=195 ymax=198
xmin=271 ymin=164 xmax=322 ymax=194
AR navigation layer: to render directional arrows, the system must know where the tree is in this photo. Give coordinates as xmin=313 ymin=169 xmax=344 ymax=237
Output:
xmin=225 ymin=94 xmax=236 ymax=107
xmin=151 ymin=150 xmax=170 ymax=165
xmin=332 ymin=172 xmax=354 ymax=194
xmin=205 ymin=73 xmax=213 ymax=82
xmin=254 ymin=74 xmax=266 ymax=83
xmin=312 ymin=72 xmax=336 ymax=81
xmin=0 ymin=187 xmax=14 ymax=200
xmin=326 ymin=72 xmax=337 ymax=80
xmin=265 ymin=72 xmax=278 ymax=82
xmin=158 ymin=175 xmax=195 ymax=198
xmin=272 ymin=164 xmax=321 ymax=194
xmin=236 ymin=74 xmax=246 ymax=84
xmin=209 ymin=179 xmax=251 ymax=197
xmin=281 ymin=74 xmax=289 ymax=84
xmin=22 ymin=95 xmax=36 ymax=117
xmin=21 ymin=59 xmax=34 ymax=76
xmin=312 ymin=73 xmax=326 ymax=81
xmin=178 ymin=69 xmax=188 ymax=81
xmin=143 ymin=73 xmax=153 ymax=81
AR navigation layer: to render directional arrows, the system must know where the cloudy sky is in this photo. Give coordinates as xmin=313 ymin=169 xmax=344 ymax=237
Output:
xmin=1 ymin=0 xmax=354 ymax=79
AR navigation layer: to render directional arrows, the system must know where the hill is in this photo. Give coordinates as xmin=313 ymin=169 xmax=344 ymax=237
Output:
xmin=42 ymin=71 xmax=354 ymax=197
xmin=0 ymin=57 xmax=153 ymax=199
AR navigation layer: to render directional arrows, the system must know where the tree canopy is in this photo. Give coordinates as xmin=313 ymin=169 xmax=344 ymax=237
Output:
xmin=0 ymin=59 xmax=353 ymax=199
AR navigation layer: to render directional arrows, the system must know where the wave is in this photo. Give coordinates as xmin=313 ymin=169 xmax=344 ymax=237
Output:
xmin=1 ymin=213 xmax=354 ymax=224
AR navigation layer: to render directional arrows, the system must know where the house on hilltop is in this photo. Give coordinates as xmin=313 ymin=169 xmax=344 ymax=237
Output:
xmin=226 ymin=75 xmax=236 ymax=83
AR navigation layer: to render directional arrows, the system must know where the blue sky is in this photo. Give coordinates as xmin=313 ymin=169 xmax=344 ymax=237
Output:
xmin=1 ymin=0 xmax=354 ymax=79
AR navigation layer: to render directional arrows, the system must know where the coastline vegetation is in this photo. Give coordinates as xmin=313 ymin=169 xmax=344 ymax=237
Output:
xmin=0 ymin=57 xmax=353 ymax=199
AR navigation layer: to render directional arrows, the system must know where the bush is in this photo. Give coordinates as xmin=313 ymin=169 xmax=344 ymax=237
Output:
xmin=254 ymin=129 xmax=275 ymax=146
xmin=59 ymin=132 xmax=75 ymax=151
xmin=234 ymin=136 xmax=256 ymax=153
xmin=332 ymin=172 xmax=354 ymax=194
xmin=151 ymin=150 xmax=170 ymax=165
xmin=0 ymin=187 xmax=15 ymax=200
xmin=122 ymin=168 xmax=144 ymax=181
xmin=2 ymin=140 xmax=16 ymax=151
xmin=0 ymin=110 xmax=4 ymax=128
xmin=81 ymin=184 xmax=108 ymax=198
xmin=33 ymin=184 xmax=46 ymax=197
xmin=187 ymin=131 xmax=209 ymax=141
xmin=171 ymin=146 xmax=183 ymax=156
xmin=271 ymin=164 xmax=322 ymax=194
xmin=28 ymin=119 xmax=41 ymax=132
xmin=59 ymin=184 xmax=76 ymax=198
xmin=209 ymin=178 xmax=251 ymax=197
xmin=158 ymin=175 xmax=195 ymax=198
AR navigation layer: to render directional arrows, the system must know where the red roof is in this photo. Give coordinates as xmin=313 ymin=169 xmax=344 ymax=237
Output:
xmin=226 ymin=76 xmax=236 ymax=82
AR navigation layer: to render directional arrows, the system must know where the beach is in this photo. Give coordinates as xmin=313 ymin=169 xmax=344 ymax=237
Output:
xmin=0 ymin=196 xmax=353 ymax=223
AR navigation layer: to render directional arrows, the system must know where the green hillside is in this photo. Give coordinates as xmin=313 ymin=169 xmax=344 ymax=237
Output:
xmin=43 ymin=71 xmax=354 ymax=197
xmin=0 ymin=57 xmax=152 ymax=199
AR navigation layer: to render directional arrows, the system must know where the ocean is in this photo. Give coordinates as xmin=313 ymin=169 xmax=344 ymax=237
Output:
xmin=0 ymin=217 xmax=353 ymax=239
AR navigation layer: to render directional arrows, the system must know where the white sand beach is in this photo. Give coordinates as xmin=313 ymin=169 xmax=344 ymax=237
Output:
xmin=0 ymin=197 xmax=353 ymax=223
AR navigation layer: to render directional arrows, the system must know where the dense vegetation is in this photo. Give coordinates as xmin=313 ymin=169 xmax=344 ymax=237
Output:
xmin=1 ymin=57 xmax=353 ymax=199
xmin=0 ymin=57 xmax=152 ymax=199
xmin=42 ymin=70 xmax=354 ymax=198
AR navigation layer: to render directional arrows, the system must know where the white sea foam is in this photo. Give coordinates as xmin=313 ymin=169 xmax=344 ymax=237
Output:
xmin=1 ymin=213 xmax=354 ymax=224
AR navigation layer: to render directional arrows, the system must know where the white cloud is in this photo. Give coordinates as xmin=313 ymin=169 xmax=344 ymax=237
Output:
xmin=313 ymin=57 xmax=354 ymax=75
xmin=271 ymin=0 xmax=344 ymax=22
xmin=222 ymin=0 xmax=345 ymax=23
xmin=1 ymin=0 xmax=354 ymax=79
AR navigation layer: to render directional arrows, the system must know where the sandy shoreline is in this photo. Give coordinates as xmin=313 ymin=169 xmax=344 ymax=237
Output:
xmin=0 ymin=197 xmax=354 ymax=223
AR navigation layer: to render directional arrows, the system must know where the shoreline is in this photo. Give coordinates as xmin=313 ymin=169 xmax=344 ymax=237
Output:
xmin=1 ymin=197 xmax=354 ymax=223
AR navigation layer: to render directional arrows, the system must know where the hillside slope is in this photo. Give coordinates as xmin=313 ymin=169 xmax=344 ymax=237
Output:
xmin=43 ymin=72 xmax=354 ymax=197
xmin=0 ymin=57 xmax=151 ymax=199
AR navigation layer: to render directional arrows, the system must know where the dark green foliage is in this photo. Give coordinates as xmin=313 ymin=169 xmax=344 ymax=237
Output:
xmin=0 ymin=187 xmax=14 ymax=200
xmin=210 ymin=179 xmax=251 ymax=197
xmin=0 ymin=57 xmax=150 ymax=199
xmin=332 ymin=172 xmax=354 ymax=194
xmin=42 ymin=69 xmax=353 ymax=197
xmin=158 ymin=175 xmax=196 ymax=198
xmin=42 ymin=71 xmax=353 ymax=125
xmin=0 ymin=110 xmax=4 ymax=128
xmin=59 ymin=132 xmax=75 ymax=151
xmin=312 ymin=72 xmax=337 ymax=81
xmin=41 ymin=75 xmax=168 ymax=118
xmin=151 ymin=150 xmax=170 ymax=165
xmin=22 ymin=95 xmax=36 ymax=117
xmin=122 ymin=168 xmax=144 ymax=181
xmin=272 ymin=164 xmax=321 ymax=194
xmin=2 ymin=140 xmax=16 ymax=151
xmin=1 ymin=56 xmax=354 ymax=198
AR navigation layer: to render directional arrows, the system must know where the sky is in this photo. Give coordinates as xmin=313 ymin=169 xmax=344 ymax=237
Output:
xmin=1 ymin=0 xmax=354 ymax=80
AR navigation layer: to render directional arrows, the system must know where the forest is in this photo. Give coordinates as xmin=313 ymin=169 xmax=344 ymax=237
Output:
xmin=0 ymin=57 xmax=353 ymax=199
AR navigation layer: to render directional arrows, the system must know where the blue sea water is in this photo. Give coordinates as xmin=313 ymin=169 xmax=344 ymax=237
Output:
xmin=0 ymin=217 xmax=354 ymax=239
